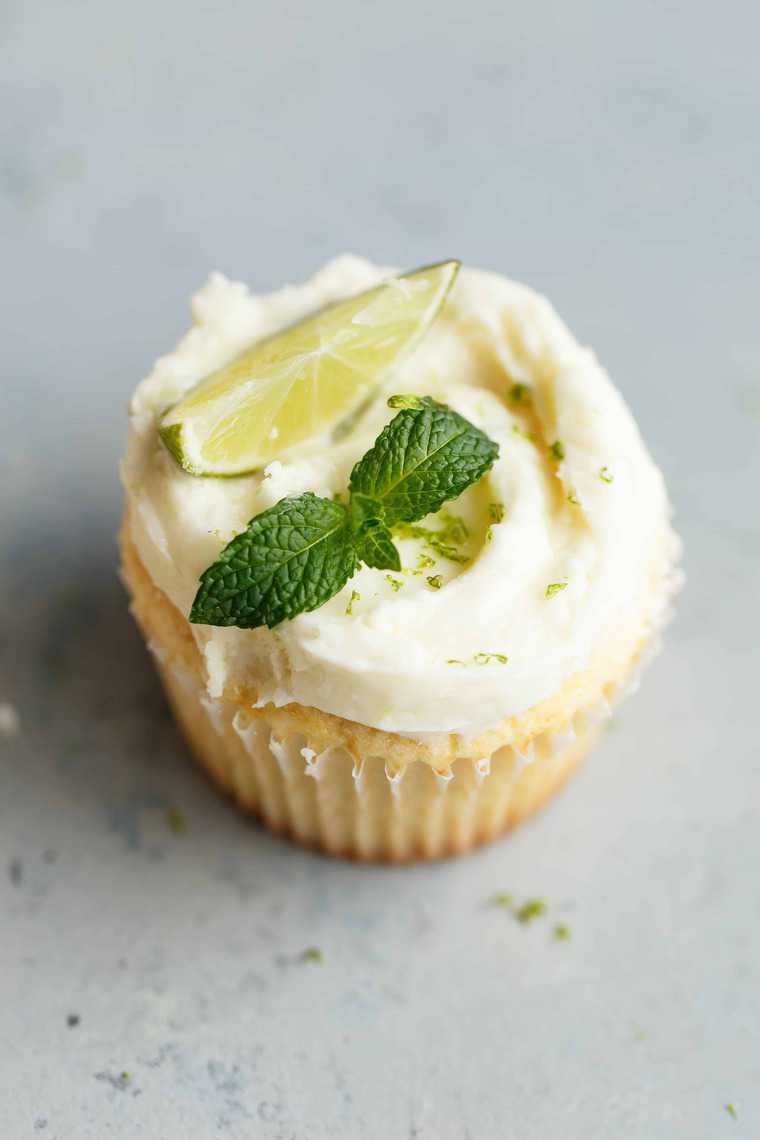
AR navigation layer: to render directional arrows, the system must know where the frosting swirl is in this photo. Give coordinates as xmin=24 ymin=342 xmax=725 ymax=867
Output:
xmin=123 ymin=256 xmax=678 ymax=735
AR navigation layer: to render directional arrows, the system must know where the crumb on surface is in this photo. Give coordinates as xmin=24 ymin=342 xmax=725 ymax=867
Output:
xmin=0 ymin=702 xmax=19 ymax=738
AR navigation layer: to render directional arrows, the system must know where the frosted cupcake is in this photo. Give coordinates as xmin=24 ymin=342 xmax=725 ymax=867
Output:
xmin=120 ymin=257 xmax=680 ymax=860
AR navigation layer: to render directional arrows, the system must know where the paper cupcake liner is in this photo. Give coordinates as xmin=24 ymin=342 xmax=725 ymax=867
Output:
xmin=154 ymin=649 xmax=605 ymax=861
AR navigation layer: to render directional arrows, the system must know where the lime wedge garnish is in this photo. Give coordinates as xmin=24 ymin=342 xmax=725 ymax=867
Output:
xmin=159 ymin=260 xmax=460 ymax=476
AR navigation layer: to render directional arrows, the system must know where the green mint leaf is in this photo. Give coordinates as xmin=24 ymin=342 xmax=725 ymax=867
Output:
xmin=349 ymin=492 xmax=402 ymax=568
xmin=353 ymin=519 xmax=401 ymax=571
xmin=348 ymin=396 xmax=499 ymax=526
xmin=349 ymin=491 xmax=383 ymax=531
xmin=189 ymin=492 xmax=356 ymax=629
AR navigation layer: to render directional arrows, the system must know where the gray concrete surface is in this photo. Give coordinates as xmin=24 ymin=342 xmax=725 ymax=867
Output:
xmin=1 ymin=1 xmax=759 ymax=1136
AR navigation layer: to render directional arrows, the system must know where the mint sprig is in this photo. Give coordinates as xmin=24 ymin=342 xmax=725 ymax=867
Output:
xmin=190 ymin=397 xmax=499 ymax=629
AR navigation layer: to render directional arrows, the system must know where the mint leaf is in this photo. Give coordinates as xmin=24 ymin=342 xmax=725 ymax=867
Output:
xmin=354 ymin=519 xmax=401 ymax=571
xmin=349 ymin=491 xmax=383 ymax=532
xmin=189 ymin=493 xmax=356 ymax=629
xmin=348 ymin=492 xmax=400 ymax=570
xmin=349 ymin=396 xmax=498 ymax=526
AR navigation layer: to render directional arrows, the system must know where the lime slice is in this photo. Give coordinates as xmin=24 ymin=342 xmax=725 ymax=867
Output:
xmin=159 ymin=260 xmax=460 ymax=476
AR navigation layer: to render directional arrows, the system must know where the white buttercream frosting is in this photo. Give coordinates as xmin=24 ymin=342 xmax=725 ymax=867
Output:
xmin=123 ymin=256 xmax=679 ymax=735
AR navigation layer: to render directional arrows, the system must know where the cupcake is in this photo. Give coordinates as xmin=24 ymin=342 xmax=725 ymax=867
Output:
xmin=120 ymin=256 xmax=680 ymax=861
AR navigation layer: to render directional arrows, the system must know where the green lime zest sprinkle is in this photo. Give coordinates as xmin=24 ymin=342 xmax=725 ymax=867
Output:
xmin=488 ymin=502 xmax=505 ymax=524
xmin=725 ymin=1104 xmax=738 ymax=1120
xmin=489 ymin=892 xmax=513 ymax=908
xmin=509 ymin=382 xmax=531 ymax=404
xmin=427 ymin=574 xmax=443 ymax=590
xmin=345 ymin=589 xmax=360 ymax=615
xmin=545 ymin=581 xmax=568 ymax=598
xmin=553 ymin=922 xmax=571 ymax=941
xmin=387 ymin=394 xmax=426 ymax=410
xmin=417 ymin=553 xmax=436 ymax=570
xmin=385 ymin=575 xmax=403 ymax=592
xmin=599 ymin=466 xmax=614 ymax=483
xmin=448 ymin=652 xmax=508 ymax=666
xmin=567 ymin=488 xmax=581 ymax=506
xmin=512 ymin=423 xmax=537 ymax=442
xmin=550 ymin=439 xmax=565 ymax=462
xmin=439 ymin=509 xmax=469 ymax=543
xmin=515 ymin=898 xmax=547 ymax=924
xmin=394 ymin=515 xmax=470 ymax=564
xmin=165 ymin=807 xmax=187 ymax=835
xmin=302 ymin=946 xmax=324 ymax=963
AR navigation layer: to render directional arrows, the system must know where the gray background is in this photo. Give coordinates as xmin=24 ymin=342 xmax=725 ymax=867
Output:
xmin=1 ymin=0 xmax=758 ymax=1136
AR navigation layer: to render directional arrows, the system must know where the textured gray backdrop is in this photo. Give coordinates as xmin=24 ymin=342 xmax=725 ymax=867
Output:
xmin=2 ymin=1 xmax=759 ymax=1137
